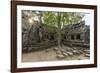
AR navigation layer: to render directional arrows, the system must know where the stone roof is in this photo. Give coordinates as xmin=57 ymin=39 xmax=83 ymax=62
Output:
xmin=62 ymin=21 xmax=90 ymax=33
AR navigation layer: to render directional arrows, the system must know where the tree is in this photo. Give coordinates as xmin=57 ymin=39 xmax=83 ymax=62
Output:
xmin=42 ymin=11 xmax=84 ymax=48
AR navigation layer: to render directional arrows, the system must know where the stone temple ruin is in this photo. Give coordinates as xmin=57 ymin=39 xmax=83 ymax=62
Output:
xmin=62 ymin=21 xmax=90 ymax=47
xmin=22 ymin=18 xmax=90 ymax=51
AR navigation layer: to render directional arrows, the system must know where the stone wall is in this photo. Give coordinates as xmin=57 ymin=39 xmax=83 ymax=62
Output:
xmin=62 ymin=21 xmax=90 ymax=46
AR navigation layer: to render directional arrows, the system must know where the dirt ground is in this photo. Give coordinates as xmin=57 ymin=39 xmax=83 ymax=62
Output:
xmin=22 ymin=46 xmax=89 ymax=62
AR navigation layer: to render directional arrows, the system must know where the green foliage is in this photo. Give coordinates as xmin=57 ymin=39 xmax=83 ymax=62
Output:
xmin=42 ymin=11 xmax=84 ymax=29
xmin=43 ymin=11 xmax=57 ymax=27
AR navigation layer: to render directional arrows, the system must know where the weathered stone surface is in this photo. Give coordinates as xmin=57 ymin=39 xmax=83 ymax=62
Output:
xmin=67 ymin=52 xmax=73 ymax=56
xmin=66 ymin=47 xmax=72 ymax=51
xmin=84 ymin=54 xmax=90 ymax=57
xmin=56 ymin=54 xmax=65 ymax=59
xmin=73 ymin=48 xmax=77 ymax=50
xmin=22 ymin=31 xmax=29 ymax=47
xmin=72 ymin=50 xmax=79 ymax=54
xmin=28 ymin=47 xmax=33 ymax=52
xmin=61 ymin=49 xmax=66 ymax=52
xmin=84 ymin=50 xmax=90 ymax=54
xmin=56 ymin=51 xmax=62 ymax=54
xmin=62 ymin=52 xmax=68 ymax=56
xmin=79 ymin=50 xmax=83 ymax=54
xmin=53 ymin=47 xmax=59 ymax=51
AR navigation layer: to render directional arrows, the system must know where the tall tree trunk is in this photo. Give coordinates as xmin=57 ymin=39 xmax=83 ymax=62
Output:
xmin=39 ymin=11 xmax=43 ymax=42
xmin=57 ymin=12 xmax=61 ymax=48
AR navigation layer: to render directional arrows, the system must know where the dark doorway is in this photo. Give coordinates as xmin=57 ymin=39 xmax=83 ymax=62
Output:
xmin=71 ymin=35 xmax=74 ymax=40
xmin=76 ymin=34 xmax=81 ymax=40
xmin=50 ymin=34 xmax=54 ymax=40
xmin=64 ymin=35 xmax=66 ymax=39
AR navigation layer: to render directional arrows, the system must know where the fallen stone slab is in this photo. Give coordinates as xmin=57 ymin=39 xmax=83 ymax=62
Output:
xmin=56 ymin=54 xmax=65 ymax=59
xmin=79 ymin=50 xmax=84 ymax=54
xmin=56 ymin=51 xmax=62 ymax=54
xmin=62 ymin=52 xmax=69 ymax=56
xmin=73 ymin=48 xmax=77 ymax=50
xmin=84 ymin=50 xmax=90 ymax=52
xmin=85 ymin=50 xmax=90 ymax=54
xmin=53 ymin=47 xmax=59 ymax=51
xmin=84 ymin=54 xmax=90 ymax=57
xmin=67 ymin=52 xmax=73 ymax=56
xmin=66 ymin=47 xmax=72 ymax=51
xmin=72 ymin=50 xmax=79 ymax=54
xmin=61 ymin=49 xmax=66 ymax=52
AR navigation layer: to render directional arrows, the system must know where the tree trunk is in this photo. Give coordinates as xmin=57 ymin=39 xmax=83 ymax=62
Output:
xmin=38 ymin=11 xmax=43 ymax=42
xmin=57 ymin=12 xmax=61 ymax=48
